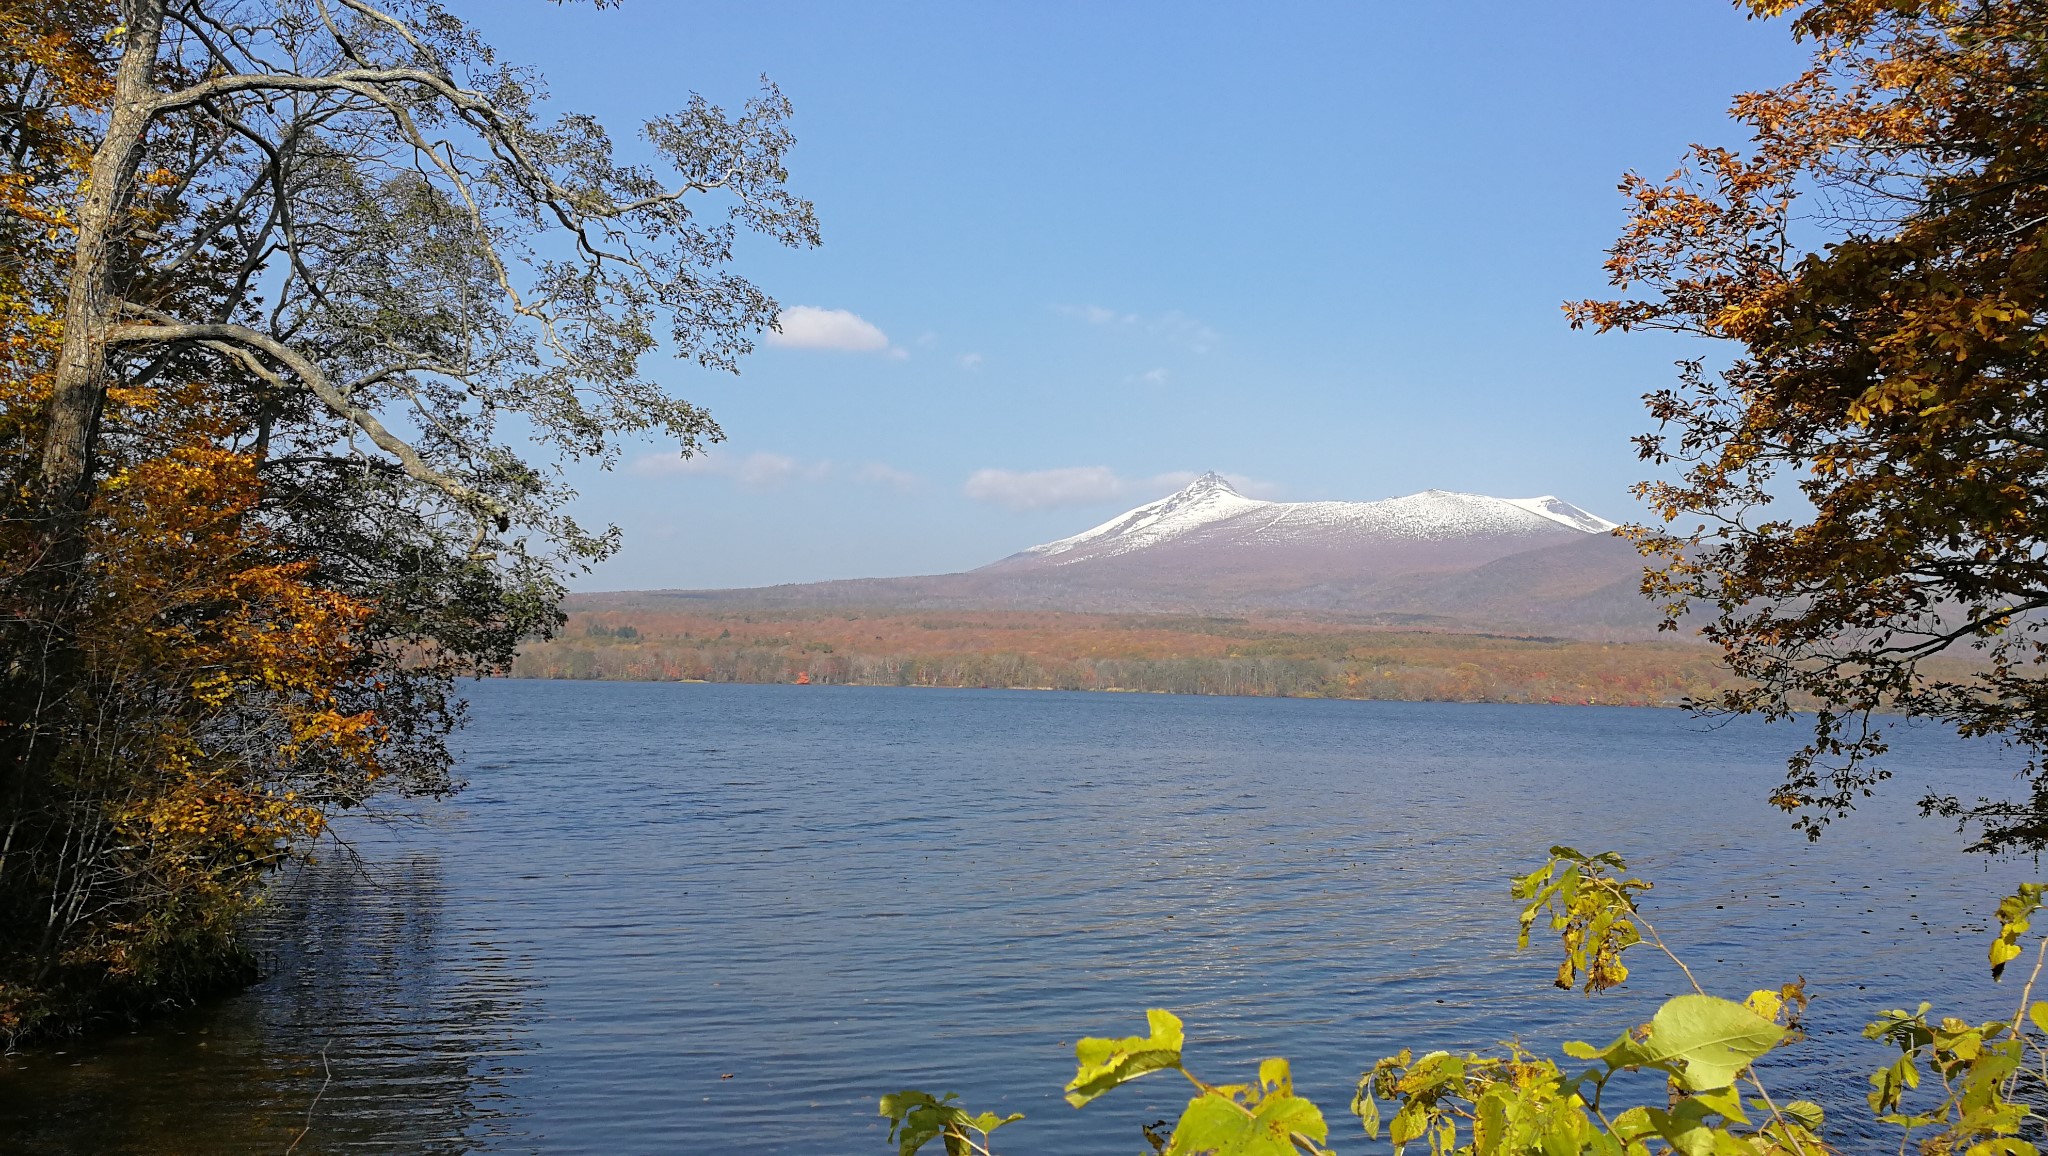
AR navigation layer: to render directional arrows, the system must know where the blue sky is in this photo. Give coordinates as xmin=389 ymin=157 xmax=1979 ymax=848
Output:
xmin=470 ymin=2 xmax=1808 ymax=591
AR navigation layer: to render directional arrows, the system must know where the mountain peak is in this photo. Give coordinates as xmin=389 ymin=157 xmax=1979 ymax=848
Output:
xmin=1182 ymin=471 xmax=1240 ymax=496
xmin=1014 ymin=471 xmax=1268 ymax=563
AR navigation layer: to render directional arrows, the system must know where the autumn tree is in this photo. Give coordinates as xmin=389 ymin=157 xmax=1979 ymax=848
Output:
xmin=1573 ymin=0 xmax=2048 ymax=849
xmin=0 ymin=0 xmax=814 ymax=1036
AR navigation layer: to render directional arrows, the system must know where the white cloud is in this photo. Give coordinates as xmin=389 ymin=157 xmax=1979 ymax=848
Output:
xmin=768 ymin=305 xmax=893 ymax=353
xmin=958 ymin=352 xmax=984 ymax=370
xmin=855 ymin=462 xmax=920 ymax=492
xmin=1058 ymin=304 xmax=1133 ymax=326
xmin=1131 ymin=367 xmax=1169 ymax=385
xmin=963 ymin=466 xmax=1129 ymax=511
xmin=632 ymin=450 xmax=828 ymax=489
xmin=1150 ymin=310 xmax=1219 ymax=354
xmin=1054 ymin=304 xmax=1219 ymax=353
xmin=634 ymin=450 xmax=922 ymax=494
xmin=964 ymin=466 xmax=1282 ymax=511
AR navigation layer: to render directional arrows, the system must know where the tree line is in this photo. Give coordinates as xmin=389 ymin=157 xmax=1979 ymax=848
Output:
xmin=513 ymin=609 xmax=1757 ymax=706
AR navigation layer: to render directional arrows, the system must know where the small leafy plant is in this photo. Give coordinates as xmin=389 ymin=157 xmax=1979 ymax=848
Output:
xmin=880 ymin=846 xmax=2048 ymax=1154
xmin=879 ymin=1090 xmax=1024 ymax=1156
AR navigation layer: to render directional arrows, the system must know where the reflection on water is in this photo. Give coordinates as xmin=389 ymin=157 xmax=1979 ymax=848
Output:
xmin=0 ymin=848 xmax=534 ymax=1154
xmin=0 ymin=683 xmax=2031 ymax=1152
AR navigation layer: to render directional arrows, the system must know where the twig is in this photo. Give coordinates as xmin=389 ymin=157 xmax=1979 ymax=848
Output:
xmin=1744 ymin=1070 xmax=1812 ymax=1156
xmin=285 ymin=1041 xmax=332 ymax=1155
xmin=1632 ymin=888 xmax=1805 ymax=1155
xmin=1624 ymin=903 xmax=1708 ymax=997
xmin=2010 ymin=936 xmax=2048 ymax=1034
xmin=2003 ymin=936 xmax=2048 ymax=1102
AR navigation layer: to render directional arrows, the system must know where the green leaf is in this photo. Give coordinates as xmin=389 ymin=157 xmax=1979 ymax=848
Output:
xmin=1778 ymin=1099 xmax=1824 ymax=1130
xmin=1389 ymin=1097 xmax=1430 ymax=1147
xmin=879 ymin=1090 xmax=965 ymax=1156
xmin=1569 ymin=1030 xmax=1651 ymax=1072
xmin=1393 ymin=1051 xmax=1465 ymax=1097
xmin=1166 ymin=1058 xmax=1329 ymax=1156
xmin=1473 ymin=1087 xmax=1510 ymax=1155
xmin=1608 ymin=1106 xmax=1657 ymax=1144
xmin=1684 ymin=1085 xmax=1749 ymax=1125
xmin=1867 ymin=1053 xmax=1920 ymax=1114
xmin=880 ymin=1091 xmax=1022 ymax=1155
xmin=1066 ymin=1008 xmax=1186 ymax=1108
xmin=1648 ymin=1094 xmax=1745 ymax=1156
xmin=1990 ymin=883 xmax=2045 ymax=980
xmin=1640 ymin=994 xmax=1785 ymax=1091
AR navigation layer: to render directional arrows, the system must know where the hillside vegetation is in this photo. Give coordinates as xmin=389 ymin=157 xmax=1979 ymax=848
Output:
xmin=511 ymin=606 xmax=1751 ymax=706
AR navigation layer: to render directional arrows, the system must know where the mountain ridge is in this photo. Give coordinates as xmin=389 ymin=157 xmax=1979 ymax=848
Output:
xmin=587 ymin=474 xmax=1663 ymax=639
xmin=990 ymin=472 xmax=1616 ymax=571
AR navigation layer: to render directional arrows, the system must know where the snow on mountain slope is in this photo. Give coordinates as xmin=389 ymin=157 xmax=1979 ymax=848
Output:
xmin=1501 ymin=496 xmax=1621 ymax=534
xmin=631 ymin=473 xmax=1644 ymax=635
xmin=999 ymin=473 xmax=1617 ymax=568
xmin=1018 ymin=472 xmax=1266 ymax=560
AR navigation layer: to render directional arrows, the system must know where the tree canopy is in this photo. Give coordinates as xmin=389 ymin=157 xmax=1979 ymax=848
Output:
xmin=1572 ymin=0 xmax=2048 ymax=851
xmin=0 ymin=0 xmax=814 ymax=1039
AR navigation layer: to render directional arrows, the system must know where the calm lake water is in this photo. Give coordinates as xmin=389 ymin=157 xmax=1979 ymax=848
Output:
xmin=0 ymin=681 xmax=2030 ymax=1153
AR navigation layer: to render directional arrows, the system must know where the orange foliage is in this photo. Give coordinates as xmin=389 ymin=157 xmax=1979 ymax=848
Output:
xmin=1572 ymin=0 xmax=2048 ymax=846
xmin=1 ymin=336 xmax=393 ymax=1032
xmin=515 ymin=606 xmax=1759 ymax=709
xmin=0 ymin=4 xmax=389 ymax=1037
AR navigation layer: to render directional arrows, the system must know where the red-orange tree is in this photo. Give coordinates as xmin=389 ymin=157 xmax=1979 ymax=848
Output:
xmin=1573 ymin=0 xmax=2048 ymax=849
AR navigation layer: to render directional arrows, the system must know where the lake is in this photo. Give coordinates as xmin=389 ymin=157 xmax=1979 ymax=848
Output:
xmin=0 ymin=680 xmax=2028 ymax=1153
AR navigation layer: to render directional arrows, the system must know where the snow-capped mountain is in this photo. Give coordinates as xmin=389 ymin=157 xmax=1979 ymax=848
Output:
xmin=1001 ymin=473 xmax=1616 ymax=568
xmin=625 ymin=473 xmax=1653 ymax=637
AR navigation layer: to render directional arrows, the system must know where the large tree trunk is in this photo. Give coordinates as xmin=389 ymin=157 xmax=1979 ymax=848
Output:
xmin=37 ymin=0 xmax=165 ymax=522
xmin=3 ymin=3 xmax=166 ymax=891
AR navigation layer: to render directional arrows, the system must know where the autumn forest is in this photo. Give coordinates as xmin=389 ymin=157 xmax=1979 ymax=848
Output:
xmin=517 ymin=606 xmax=1753 ymax=707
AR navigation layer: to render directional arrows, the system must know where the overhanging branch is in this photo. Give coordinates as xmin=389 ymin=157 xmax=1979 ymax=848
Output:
xmin=104 ymin=319 xmax=505 ymax=519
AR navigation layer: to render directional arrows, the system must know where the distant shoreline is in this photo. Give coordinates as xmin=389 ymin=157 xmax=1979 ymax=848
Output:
xmin=508 ymin=606 xmax=1746 ymax=710
xmin=490 ymin=671 xmax=1697 ymax=708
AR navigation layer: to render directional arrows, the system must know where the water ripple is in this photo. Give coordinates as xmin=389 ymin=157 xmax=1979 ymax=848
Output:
xmin=0 ymin=683 xmax=2026 ymax=1153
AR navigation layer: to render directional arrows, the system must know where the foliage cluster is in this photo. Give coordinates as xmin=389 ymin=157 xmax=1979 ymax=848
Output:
xmin=0 ymin=0 xmax=810 ymax=1041
xmin=885 ymin=848 xmax=2048 ymax=1155
xmin=1575 ymin=0 xmax=2048 ymax=850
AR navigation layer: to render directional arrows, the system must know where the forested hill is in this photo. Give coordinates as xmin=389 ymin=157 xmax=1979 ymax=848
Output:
xmin=510 ymin=606 xmax=1749 ymax=707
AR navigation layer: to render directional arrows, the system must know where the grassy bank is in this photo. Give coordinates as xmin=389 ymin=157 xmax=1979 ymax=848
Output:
xmin=510 ymin=607 xmax=1749 ymax=706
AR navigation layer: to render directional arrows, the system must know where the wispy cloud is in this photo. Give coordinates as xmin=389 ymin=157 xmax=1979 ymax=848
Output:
xmin=962 ymin=466 xmax=1279 ymax=511
xmin=964 ymin=466 xmax=1128 ymax=511
xmin=633 ymin=450 xmax=918 ymax=492
xmin=634 ymin=450 xmax=825 ymax=489
xmin=1129 ymin=367 xmax=1169 ymax=385
xmin=854 ymin=462 xmax=921 ymax=492
xmin=958 ymin=352 xmax=984 ymax=370
xmin=1054 ymin=304 xmax=1219 ymax=354
xmin=768 ymin=305 xmax=901 ymax=356
xmin=1061 ymin=304 xmax=1130 ymax=326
